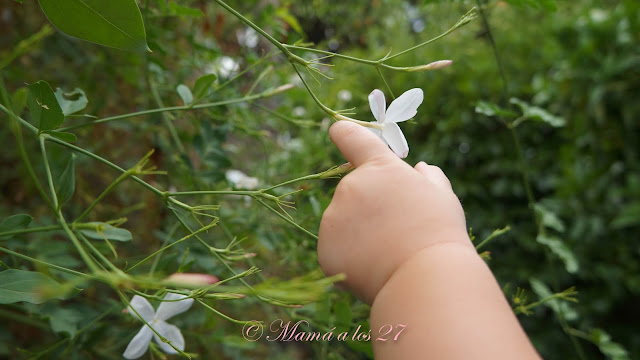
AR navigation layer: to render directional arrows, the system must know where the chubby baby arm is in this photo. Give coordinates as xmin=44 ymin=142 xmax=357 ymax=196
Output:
xmin=318 ymin=121 xmax=541 ymax=359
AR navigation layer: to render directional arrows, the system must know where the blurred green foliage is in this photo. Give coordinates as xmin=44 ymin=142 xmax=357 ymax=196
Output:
xmin=0 ymin=0 xmax=638 ymax=359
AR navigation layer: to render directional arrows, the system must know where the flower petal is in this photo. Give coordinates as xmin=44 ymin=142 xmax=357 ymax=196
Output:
xmin=368 ymin=89 xmax=386 ymax=123
xmin=155 ymin=293 xmax=194 ymax=321
xmin=127 ymin=295 xmax=155 ymax=322
xmin=123 ymin=326 xmax=153 ymax=359
xmin=384 ymin=88 xmax=424 ymax=123
xmin=382 ymin=122 xmax=409 ymax=158
xmin=152 ymin=321 xmax=185 ymax=354
xmin=367 ymin=123 xmax=385 ymax=142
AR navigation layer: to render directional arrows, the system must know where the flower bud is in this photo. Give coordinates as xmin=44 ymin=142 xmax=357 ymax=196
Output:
xmin=264 ymin=83 xmax=295 ymax=96
xmin=166 ymin=273 xmax=219 ymax=287
xmin=408 ymin=60 xmax=453 ymax=72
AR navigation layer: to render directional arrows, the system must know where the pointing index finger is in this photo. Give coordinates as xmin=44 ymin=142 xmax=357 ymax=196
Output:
xmin=328 ymin=121 xmax=397 ymax=167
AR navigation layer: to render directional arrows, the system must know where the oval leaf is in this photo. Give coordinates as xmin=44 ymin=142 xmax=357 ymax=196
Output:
xmin=0 ymin=269 xmax=64 ymax=304
xmin=193 ymin=74 xmax=217 ymax=100
xmin=510 ymin=98 xmax=566 ymax=127
xmin=11 ymin=87 xmax=28 ymax=115
xmin=54 ymin=88 xmax=88 ymax=115
xmin=45 ymin=131 xmax=78 ymax=143
xmin=176 ymin=84 xmax=193 ymax=106
xmin=80 ymin=222 xmax=132 ymax=242
xmin=27 ymin=80 xmax=64 ymax=132
xmin=0 ymin=214 xmax=33 ymax=240
xmin=38 ymin=0 xmax=150 ymax=51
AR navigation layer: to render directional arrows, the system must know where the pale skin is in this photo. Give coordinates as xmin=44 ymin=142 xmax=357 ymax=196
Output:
xmin=318 ymin=121 xmax=542 ymax=360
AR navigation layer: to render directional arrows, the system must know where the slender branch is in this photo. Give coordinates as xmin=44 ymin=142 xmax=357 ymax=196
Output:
xmin=0 ymin=246 xmax=95 ymax=279
xmin=57 ymin=89 xmax=283 ymax=131
xmin=0 ymin=225 xmax=61 ymax=239
xmin=254 ymin=198 xmax=317 ymax=240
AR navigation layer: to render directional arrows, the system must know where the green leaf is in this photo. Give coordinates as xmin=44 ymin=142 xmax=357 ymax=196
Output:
xmin=611 ymin=203 xmax=640 ymax=229
xmin=474 ymin=101 xmax=518 ymax=118
xmin=176 ymin=84 xmax=193 ymax=106
xmin=529 ymin=278 xmax=578 ymax=320
xmin=11 ymin=87 xmax=28 ymax=114
xmin=193 ymin=73 xmax=217 ymax=100
xmin=275 ymin=7 xmax=304 ymax=35
xmin=45 ymin=131 xmax=78 ymax=143
xmin=54 ymin=88 xmax=88 ymax=115
xmin=168 ymin=1 xmax=203 ymax=17
xmin=38 ymin=0 xmax=149 ymax=51
xmin=503 ymin=0 xmax=557 ymax=11
xmin=536 ymin=234 xmax=579 ymax=273
xmin=80 ymin=222 xmax=132 ymax=242
xmin=590 ymin=329 xmax=631 ymax=360
xmin=0 ymin=214 xmax=33 ymax=240
xmin=27 ymin=80 xmax=64 ymax=133
xmin=534 ymin=204 xmax=565 ymax=232
xmin=55 ymin=153 xmax=76 ymax=209
xmin=0 ymin=269 xmax=64 ymax=304
xmin=44 ymin=307 xmax=85 ymax=339
xmin=333 ymin=299 xmax=352 ymax=330
xmin=510 ymin=98 xmax=566 ymax=127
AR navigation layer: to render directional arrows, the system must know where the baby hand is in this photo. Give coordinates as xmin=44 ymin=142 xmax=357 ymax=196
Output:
xmin=318 ymin=121 xmax=473 ymax=303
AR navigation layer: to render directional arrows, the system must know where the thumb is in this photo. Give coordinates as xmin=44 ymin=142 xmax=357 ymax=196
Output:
xmin=328 ymin=121 xmax=396 ymax=167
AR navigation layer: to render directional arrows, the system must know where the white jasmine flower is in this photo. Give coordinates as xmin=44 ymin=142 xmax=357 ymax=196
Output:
xmin=225 ymin=169 xmax=259 ymax=190
xmin=367 ymin=88 xmax=424 ymax=158
xmin=123 ymin=293 xmax=194 ymax=359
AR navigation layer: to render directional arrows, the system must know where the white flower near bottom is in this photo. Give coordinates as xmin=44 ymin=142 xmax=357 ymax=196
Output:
xmin=123 ymin=293 xmax=194 ymax=359
xmin=367 ymin=88 xmax=424 ymax=158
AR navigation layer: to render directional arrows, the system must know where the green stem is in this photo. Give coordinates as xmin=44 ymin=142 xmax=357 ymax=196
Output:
xmin=196 ymin=298 xmax=250 ymax=325
xmin=475 ymin=0 xmax=508 ymax=100
xmin=281 ymin=8 xmax=476 ymax=66
xmin=385 ymin=9 xmax=475 ymax=61
xmin=290 ymin=63 xmax=335 ymax=116
xmin=39 ymin=138 xmax=101 ymax=273
xmin=74 ymin=170 xmax=130 ymax=222
xmin=261 ymin=173 xmax=320 ymax=192
xmin=77 ymin=232 xmax=121 ymax=273
xmin=283 ymin=44 xmax=378 ymax=66
xmin=149 ymin=221 xmax=180 ymax=275
xmin=213 ymin=0 xmax=304 ymax=65
xmin=475 ymin=226 xmax=510 ymax=251
xmin=0 ymin=246 xmax=94 ymax=279
xmin=508 ymin=125 xmax=540 ymax=228
xmin=254 ymin=198 xmax=318 ymax=240
xmin=57 ymin=90 xmax=281 ymax=132
xmin=126 ymin=219 xmax=219 ymax=273
xmin=46 ymin=135 xmax=165 ymax=197
xmin=0 ymin=225 xmax=61 ymax=239
xmin=0 ymin=76 xmax=55 ymax=211
xmin=38 ymin=138 xmax=59 ymax=210
xmin=147 ymin=70 xmax=189 ymax=155
xmin=376 ymin=67 xmax=395 ymax=99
